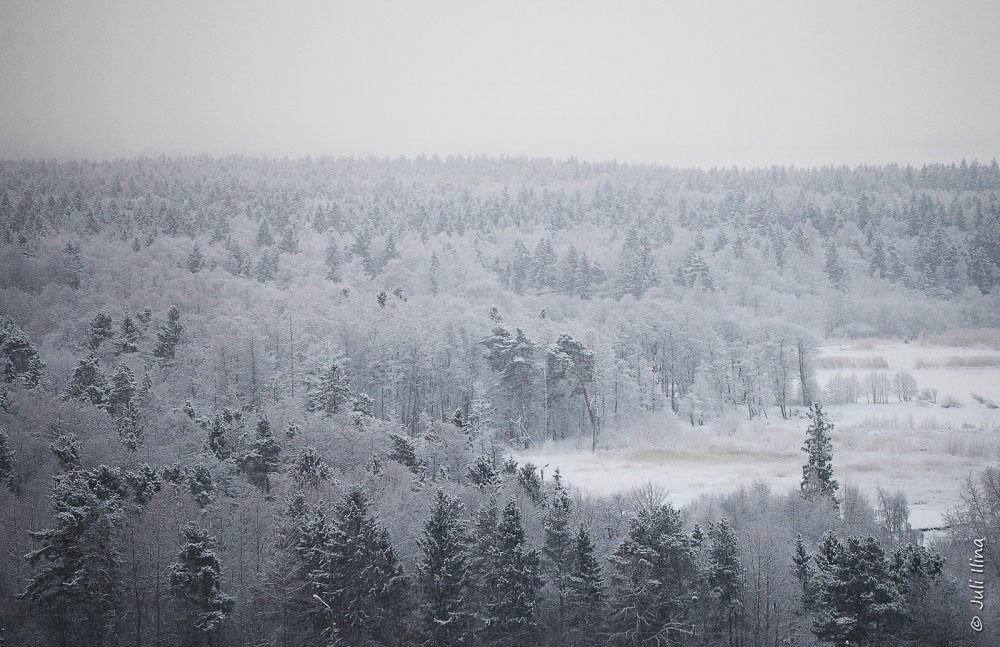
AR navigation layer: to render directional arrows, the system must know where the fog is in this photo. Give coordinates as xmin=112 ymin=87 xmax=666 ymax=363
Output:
xmin=2 ymin=0 xmax=999 ymax=166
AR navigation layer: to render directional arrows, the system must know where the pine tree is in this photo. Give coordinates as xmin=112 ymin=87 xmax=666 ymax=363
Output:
xmin=481 ymin=499 xmax=542 ymax=645
xmin=279 ymin=226 xmax=299 ymax=254
xmin=21 ymin=467 xmax=130 ymax=646
xmin=319 ymin=487 xmax=406 ymax=645
xmin=417 ymin=490 xmax=471 ymax=646
xmin=566 ymin=525 xmax=605 ymax=645
xmin=66 ymin=352 xmax=108 ymax=407
xmin=312 ymin=205 xmax=328 ymax=233
xmin=0 ymin=316 xmax=44 ymax=387
xmin=186 ymin=243 xmax=205 ymax=273
xmin=153 ymin=305 xmax=183 ymax=360
xmin=429 ymin=251 xmax=441 ymax=294
xmin=87 ymin=312 xmax=114 ymax=351
xmin=707 ymin=518 xmax=743 ymax=647
xmin=617 ymin=227 xmax=658 ymax=297
xmin=256 ymin=219 xmax=274 ymax=247
xmin=388 ymin=433 xmax=423 ymax=473
xmin=105 ymin=363 xmax=136 ymax=419
xmin=609 ymin=503 xmax=696 ymax=646
xmin=824 ymin=240 xmax=846 ymax=289
xmin=292 ymin=446 xmax=329 ymax=489
xmin=324 ymin=235 xmax=341 ymax=281
xmin=532 ymin=238 xmax=558 ymax=291
xmin=801 ymin=403 xmax=839 ymax=507
xmin=307 ymin=363 xmax=352 ymax=416
xmin=237 ymin=416 xmax=281 ymax=494
xmin=50 ymin=433 xmax=81 ymax=471
xmin=113 ymin=310 xmax=140 ymax=355
xmin=0 ymin=430 xmax=16 ymax=492
xmin=810 ymin=533 xmax=904 ymax=646
xmin=793 ymin=533 xmax=815 ymax=609
xmin=543 ymin=471 xmax=574 ymax=643
xmin=168 ymin=523 xmax=235 ymax=636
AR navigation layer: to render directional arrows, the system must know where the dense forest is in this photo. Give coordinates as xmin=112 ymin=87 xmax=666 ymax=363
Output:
xmin=0 ymin=156 xmax=998 ymax=646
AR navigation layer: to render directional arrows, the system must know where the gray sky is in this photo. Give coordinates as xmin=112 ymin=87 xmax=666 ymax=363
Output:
xmin=1 ymin=0 xmax=999 ymax=167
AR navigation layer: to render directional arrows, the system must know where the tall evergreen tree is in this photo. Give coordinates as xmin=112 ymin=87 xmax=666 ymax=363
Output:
xmin=307 ymin=363 xmax=352 ymax=416
xmin=66 ymin=352 xmax=108 ymax=407
xmin=543 ymin=471 xmax=575 ymax=644
xmin=237 ymin=416 xmax=281 ymax=494
xmin=113 ymin=310 xmax=139 ymax=355
xmin=256 ymin=219 xmax=274 ymax=247
xmin=566 ymin=525 xmax=605 ymax=645
xmin=186 ymin=243 xmax=205 ymax=273
xmin=0 ymin=429 xmax=16 ymax=492
xmin=317 ymin=487 xmax=406 ymax=645
xmin=609 ymin=503 xmax=696 ymax=646
xmin=417 ymin=490 xmax=471 ymax=646
xmin=153 ymin=306 xmax=183 ymax=360
xmin=87 ymin=312 xmax=114 ymax=351
xmin=168 ymin=523 xmax=235 ymax=640
xmin=480 ymin=499 xmax=542 ymax=645
xmin=324 ymin=235 xmax=341 ymax=281
xmin=801 ymin=403 xmax=839 ymax=507
xmin=707 ymin=518 xmax=743 ymax=647
xmin=0 ymin=316 xmax=44 ymax=387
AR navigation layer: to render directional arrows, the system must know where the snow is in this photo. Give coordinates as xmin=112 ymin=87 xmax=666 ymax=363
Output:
xmin=518 ymin=342 xmax=1000 ymax=530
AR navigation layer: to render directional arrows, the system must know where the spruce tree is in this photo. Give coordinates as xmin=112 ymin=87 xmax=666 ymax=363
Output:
xmin=22 ymin=467 xmax=129 ymax=646
xmin=307 ymin=363 xmax=351 ymax=416
xmin=256 ymin=220 xmax=274 ymax=247
xmin=388 ymin=433 xmax=423 ymax=473
xmin=609 ymin=503 xmax=696 ymax=646
xmin=106 ymin=363 xmax=136 ymax=419
xmin=0 ymin=316 xmax=44 ymax=387
xmin=186 ymin=243 xmax=205 ymax=273
xmin=320 ymin=487 xmax=406 ymax=645
xmin=324 ymin=235 xmax=341 ymax=281
xmin=50 ymin=433 xmax=81 ymax=471
xmin=87 ymin=312 xmax=114 ymax=351
xmin=237 ymin=416 xmax=281 ymax=494
xmin=481 ymin=499 xmax=542 ymax=645
xmin=153 ymin=305 xmax=183 ymax=360
xmin=0 ymin=430 xmax=15 ymax=492
xmin=801 ymin=403 xmax=839 ymax=507
xmin=292 ymin=446 xmax=329 ymax=489
xmin=417 ymin=490 xmax=471 ymax=646
xmin=113 ymin=310 xmax=140 ymax=355
xmin=168 ymin=523 xmax=235 ymax=636
xmin=566 ymin=525 xmax=605 ymax=646
xmin=543 ymin=471 xmax=574 ymax=643
xmin=66 ymin=352 xmax=108 ymax=407
xmin=707 ymin=518 xmax=743 ymax=646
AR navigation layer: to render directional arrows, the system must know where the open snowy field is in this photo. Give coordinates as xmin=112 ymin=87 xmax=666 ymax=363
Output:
xmin=519 ymin=339 xmax=1000 ymax=529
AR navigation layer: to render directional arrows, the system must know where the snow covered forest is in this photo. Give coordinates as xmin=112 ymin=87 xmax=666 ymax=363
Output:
xmin=1 ymin=156 xmax=999 ymax=646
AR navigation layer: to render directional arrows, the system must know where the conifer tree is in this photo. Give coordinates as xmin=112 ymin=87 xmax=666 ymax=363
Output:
xmin=279 ymin=226 xmax=299 ymax=253
xmin=707 ymin=518 xmax=743 ymax=646
xmin=824 ymin=240 xmax=846 ymax=289
xmin=87 ymin=312 xmax=114 ymax=351
xmin=324 ymin=235 xmax=341 ymax=281
xmin=543 ymin=471 xmax=574 ymax=643
xmin=801 ymin=403 xmax=839 ymax=507
xmin=481 ymin=499 xmax=542 ymax=645
xmin=609 ymin=503 xmax=696 ymax=646
xmin=417 ymin=490 xmax=471 ymax=646
xmin=429 ymin=251 xmax=441 ymax=295
xmin=106 ymin=363 xmax=136 ymax=419
xmin=0 ymin=429 xmax=15 ymax=492
xmin=388 ymin=433 xmax=423 ymax=473
xmin=153 ymin=306 xmax=183 ymax=360
xmin=256 ymin=219 xmax=274 ymax=247
xmin=307 ymin=363 xmax=351 ymax=416
xmin=319 ymin=487 xmax=406 ymax=645
xmin=566 ymin=525 xmax=605 ymax=645
xmin=22 ymin=468 xmax=129 ymax=646
xmin=50 ymin=433 xmax=81 ymax=471
xmin=66 ymin=352 xmax=108 ymax=407
xmin=113 ymin=310 xmax=140 ymax=355
xmin=292 ymin=446 xmax=329 ymax=489
xmin=186 ymin=243 xmax=205 ymax=273
xmin=0 ymin=316 xmax=44 ymax=387
xmin=168 ymin=523 xmax=235 ymax=638
xmin=237 ymin=416 xmax=281 ymax=494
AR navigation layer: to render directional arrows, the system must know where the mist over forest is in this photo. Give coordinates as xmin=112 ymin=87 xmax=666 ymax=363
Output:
xmin=1 ymin=155 xmax=999 ymax=646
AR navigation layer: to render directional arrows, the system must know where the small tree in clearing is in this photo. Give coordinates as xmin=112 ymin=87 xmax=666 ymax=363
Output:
xmin=801 ymin=403 xmax=839 ymax=509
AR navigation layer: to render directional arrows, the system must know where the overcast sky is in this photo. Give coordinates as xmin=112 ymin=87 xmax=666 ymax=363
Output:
xmin=1 ymin=0 xmax=999 ymax=167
